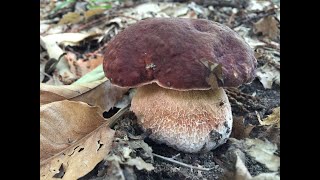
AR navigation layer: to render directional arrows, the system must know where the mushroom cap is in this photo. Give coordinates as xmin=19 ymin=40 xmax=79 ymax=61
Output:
xmin=103 ymin=18 xmax=257 ymax=90
xmin=130 ymin=84 xmax=232 ymax=153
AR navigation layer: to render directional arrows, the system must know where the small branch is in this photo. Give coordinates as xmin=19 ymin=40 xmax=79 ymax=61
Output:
xmin=152 ymin=153 xmax=214 ymax=171
xmin=202 ymin=1 xmax=241 ymax=8
xmin=232 ymin=9 xmax=277 ymax=29
xmin=68 ymin=16 xmax=109 ymax=33
xmin=107 ymin=105 xmax=130 ymax=128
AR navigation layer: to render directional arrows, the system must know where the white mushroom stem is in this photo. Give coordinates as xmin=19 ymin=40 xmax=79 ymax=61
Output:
xmin=130 ymin=84 xmax=233 ymax=153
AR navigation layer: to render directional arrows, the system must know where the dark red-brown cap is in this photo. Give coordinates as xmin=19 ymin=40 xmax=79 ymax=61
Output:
xmin=103 ymin=18 xmax=257 ymax=90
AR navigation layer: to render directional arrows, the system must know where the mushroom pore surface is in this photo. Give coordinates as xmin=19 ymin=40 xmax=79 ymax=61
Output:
xmin=130 ymin=84 xmax=232 ymax=153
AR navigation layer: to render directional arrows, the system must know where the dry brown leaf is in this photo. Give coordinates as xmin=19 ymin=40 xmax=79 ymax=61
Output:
xmin=40 ymin=77 xmax=128 ymax=112
xmin=40 ymin=100 xmax=115 ymax=180
xmin=254 ymin=16 xmax=279 ymax=40
xmin=231 ymin=116 xmax=255 ymax=139
xmin=84 ymin=8 xmax=105 ymax=21
xmin=66 ymin=52 xmax=104 ymax=77
xmin=58 ymin=12 xmax=82 ymax=25
xmin=259 ymin=107 xmax=280 ymax=128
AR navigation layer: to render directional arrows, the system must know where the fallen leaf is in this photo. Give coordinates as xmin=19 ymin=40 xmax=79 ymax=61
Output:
xmin=58 ymin=12 xmax=82 ymax=25
xmin=254 ymin=16 xmax=279 ymax=40
xmin=234 ymin=26 xmax=266 ymax=49
xmin=247 ymin=0 xmax=272 ymax=11
xmin=40 ymin=100 xmax=115 ymax=180
xmin=256 ymin=63 xmax=280 ymax=89
xmin=41 ymin=33 xmax=100 ymax=47
xmin=231 ymin=116 xmax=255 ymax=139
xmin=40 ymin=35 xmax=79 ymax=85
xmin=257 ymin=125 xmax=280 ymax=148
xmin=105 ymin=137 xmax=155 ymax=172
xmin=66 ymin=52 xmax=104 ymax=77
xmin=73 ymin=64 xmax=105 ymax=84
xmin=84 ymin=8 xmax=105 ymax=21
xmin=234 ymin=154 xmax=280 ymax=180
xmin=259 ymin=107 xmax=280 ymax=128
xmin=40 ymin=77 xmax=128 ymax=112
xmin=126 ymin=157 xmax=154 ymax=171
xmin=244 ymin=138 xmax=280 ymax=172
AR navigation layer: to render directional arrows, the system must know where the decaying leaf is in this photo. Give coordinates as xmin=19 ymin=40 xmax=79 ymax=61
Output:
xmin=40 ymin=77 xmax=128 ymax=112
xmin=40 ymin=100 xmax=115 ymax=180
xmin=256 ymin=63 xmax=280 ymax=89
xmin=258 ymin=125 xmax=280 ymax=148
xmin=65 ymin=52 xmax=104 ymax=77
xmin=58 ymin=12 xmax=82 ymax=25
xmin=109 ymin=2 xmax=208 ymax=30
xmin=84 ymin=8 xmax=105 ymax=21
xmin=234 ymin=26 xmax=266 ymax=49
xmin=41 ymin=32 xmax=100 ymax=47
xmin=244 ymin=138 xmax=280 ymax=172
xmin=231 ymin=116 xmax=255 ymax=139
xmin=254 ymin=16 xmax=279 ymax=40
xmin=247 ymin=0 xmax=272 ymax=11
xmin=234 ymin=154 xmax=280 ymax=180
xmin=259 ymin=107 xmax=280 ymax=127
xmin=105 ymin=137 xmax=155 ymax=172
xmin=41 ymin=35 xmax=79 ymax=85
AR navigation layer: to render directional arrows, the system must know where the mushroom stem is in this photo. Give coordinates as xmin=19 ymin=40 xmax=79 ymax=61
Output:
xmin=131 ymin=84 xmax=233 ymax=153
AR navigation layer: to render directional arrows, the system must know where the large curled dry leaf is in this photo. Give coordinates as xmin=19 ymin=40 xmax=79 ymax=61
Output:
xmin=40 ymin=100 xmax=115 ymax=180
xmin=40 ymin=77 xmax=128 ymax=112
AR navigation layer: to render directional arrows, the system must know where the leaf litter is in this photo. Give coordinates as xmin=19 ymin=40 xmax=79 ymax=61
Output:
xmin=40 ymin=100 xmax=116 ymax=180
xmin=40 ymin=0 xmax=280 ymax=179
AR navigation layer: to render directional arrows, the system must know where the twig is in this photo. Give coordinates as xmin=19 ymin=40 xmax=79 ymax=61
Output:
xmin=107 ymin=105 xmax=130 ymax=128
xmin=232 ymin=9 xmax=277 ymax=29
xmin=152 ymin=153 xmax=214 ymax=171
xmin=259 ymin=38 xmax=280 ymax=51
xmin=202 ymin=1 xmax=241 ymax=8
xmin=255 ymin=111 xmax=263 ymax=125
xmin=68 ymin=16 xmax=109 ymax=33
xmin=171 ymin=153 xmax=181 ymax=159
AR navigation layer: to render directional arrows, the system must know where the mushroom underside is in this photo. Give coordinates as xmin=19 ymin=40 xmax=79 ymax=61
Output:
xmin=130 ymin=83 xmax=233 ymax=153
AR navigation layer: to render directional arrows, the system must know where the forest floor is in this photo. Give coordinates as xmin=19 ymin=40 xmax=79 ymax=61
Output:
xmin=40 ymin=0 xmax=280 ymax=179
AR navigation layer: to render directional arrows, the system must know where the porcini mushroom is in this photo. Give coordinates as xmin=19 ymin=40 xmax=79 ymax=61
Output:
xmin=103 ymin=18 xmax=257 ymax=153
